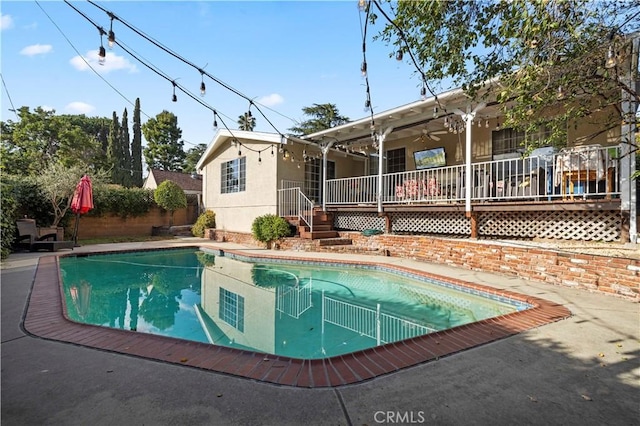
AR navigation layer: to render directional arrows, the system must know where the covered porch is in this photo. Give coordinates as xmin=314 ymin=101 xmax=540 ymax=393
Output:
xmin=281 ymin=84 xmax=636 ymax=243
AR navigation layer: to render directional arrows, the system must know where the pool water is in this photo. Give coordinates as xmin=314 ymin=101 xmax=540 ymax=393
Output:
xmin=59 ymin=248 xmax=528 ymax=359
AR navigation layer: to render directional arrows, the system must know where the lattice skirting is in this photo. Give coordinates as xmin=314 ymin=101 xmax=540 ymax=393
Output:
xmin=479 ymin=210 xmax=621 ymax=241
xmin=334 ymin=212 xmax=385 ymax=231
xmin=333 ymin=210 xmax=621 ymax=241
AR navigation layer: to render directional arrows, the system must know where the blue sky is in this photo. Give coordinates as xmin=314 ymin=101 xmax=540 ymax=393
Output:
xmin=1 ymin=0 xmax=439 ymax=150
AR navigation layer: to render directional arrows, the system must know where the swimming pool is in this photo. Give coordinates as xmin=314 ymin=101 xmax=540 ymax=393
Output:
xmin=59 ymin=248 xmax=530 ymax=360
xmin=26 ymin=245 xmax=570 ymax=386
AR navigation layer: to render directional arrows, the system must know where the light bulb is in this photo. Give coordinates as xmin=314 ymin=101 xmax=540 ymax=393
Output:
xmin=605 ymin=45 xmax=616 ymax=69
xmin=200 ymin=81 xmax=206 ymax=96
xmin=361 ymin=61 xmax=367 ymax=77
xmin=396 ymin=50 xmax=403 ymax=61
xmin=108 ymin=30 xmax=115 ymax=49
xmin=98 ymin=46 xmax=106 ymax=64
xmin=433 ymin=107 xmax=438 ymax=118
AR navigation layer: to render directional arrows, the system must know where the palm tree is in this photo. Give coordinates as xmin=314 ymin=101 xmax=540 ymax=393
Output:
xmin=237 ymin=112 xmax=256 ymax=131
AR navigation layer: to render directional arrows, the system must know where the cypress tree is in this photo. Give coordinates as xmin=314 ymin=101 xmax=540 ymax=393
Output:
xmin=120 ymin=108 xmax=132 ymax=187
xmin=131 ymin=98 xmax=143 ymax=187
xmin=106 ymin=111 xmax=121 ymax=185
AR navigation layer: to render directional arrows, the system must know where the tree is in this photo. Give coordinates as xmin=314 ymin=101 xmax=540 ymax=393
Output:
xmin=131 ymin=98 xmax=143 ymax=187
xmin=288 ymin=103 xmax=350 ymax=136
xmin=237 ymin=112 xmax=256 ymax=131
xmin=1 ymin=107 xmax=103 ymax=175
xmin=183 ymin=143 xmax=207 ymax=174
xmin=373 ymin=0 xmax=639 ymax=151
xmin=37 ymin=162 xmax=108 ymax=227
xmin=153 ymin=180 xmax=187 ymax=227
xmin=106 ymin=111 xmax=124 ymax=185
xmin=142 ymin=110 xmax=186 ymax=171
xmin=120 ymin=108 xmax=132 ymax=187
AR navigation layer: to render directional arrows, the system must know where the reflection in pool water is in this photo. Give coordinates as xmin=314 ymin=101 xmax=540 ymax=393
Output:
xmin=59 ymin=248 xmax=529 ymax=359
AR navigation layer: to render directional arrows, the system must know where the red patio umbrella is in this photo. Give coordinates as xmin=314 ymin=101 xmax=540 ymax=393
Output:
xmin=71 ymin=174 xmax=93 ymax=245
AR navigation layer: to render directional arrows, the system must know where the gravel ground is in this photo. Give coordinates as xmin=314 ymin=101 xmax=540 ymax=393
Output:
xmin=497 ymin=238 xmax=640 ymax=260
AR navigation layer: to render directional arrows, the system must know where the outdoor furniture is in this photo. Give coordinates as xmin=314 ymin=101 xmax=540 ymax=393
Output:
xmin=15 ymin=219 xmax=74 ymax=252
xmin=555 ymin=145 xmax=612 ymax=200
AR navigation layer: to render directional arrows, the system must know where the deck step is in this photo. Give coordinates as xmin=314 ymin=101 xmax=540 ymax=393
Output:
xmin=315 ymin=238 xmax=352 ymax=247
xmin=299 ymin=230 xmax=339 ymax=239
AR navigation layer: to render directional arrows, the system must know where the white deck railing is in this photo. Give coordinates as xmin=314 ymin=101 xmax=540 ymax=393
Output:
xmin=277 ymin=187 xmax=314 ymax=232
xmin=325 ymin=145 xmax=621 ymax=205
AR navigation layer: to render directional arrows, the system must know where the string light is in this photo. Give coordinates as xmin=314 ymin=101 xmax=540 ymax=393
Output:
xmin=212 ymin=111 xmax=218 ymax=129
xmin=433 ymin=107 xmax=438 ymax=118
xmin=98 ymin=29 xmax=106 ymax=64
xmin=171 ymin=81 xmax=177 ymax=102
xmin=360 ymin=61 xmax=367 ymax=77
xmin=605 ymin=45 xmax=616 ymax=69
xmin=395 ymin=50 xmax=403 ymax=61
xmin=199 ymin=70 xmax=206 ymax=96
xmin=107 ymin=23 xmax=115 ymax=49
xmin=358 ymin=0 xmax=367 ymax=12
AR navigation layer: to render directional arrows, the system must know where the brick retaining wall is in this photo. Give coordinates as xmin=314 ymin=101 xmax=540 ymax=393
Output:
xmin=69 ymin=205 xmax=197 ymax=239
xmin=207 ymin=229 xmax=639 ymax=300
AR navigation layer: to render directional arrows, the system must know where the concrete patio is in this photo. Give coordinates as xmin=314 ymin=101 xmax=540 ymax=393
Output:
xmin=2 ymin=238 xmax=638 ymax=425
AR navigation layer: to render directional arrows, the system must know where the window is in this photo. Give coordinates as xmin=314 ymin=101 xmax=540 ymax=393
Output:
xmin=305 ymin=158 xmax=334 ymax=202
xmin=220 ymin=157 xmax=246 ymax=193
xmin=492 ymin=127 xmax=552 ymax=157
xmin=386 ymin=147 xmax=406 ymax=173
xmin=219 ymin=287 xmax=244 ymax=332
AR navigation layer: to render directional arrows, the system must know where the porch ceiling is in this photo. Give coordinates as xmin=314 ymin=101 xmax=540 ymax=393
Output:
xmin=302 ymin=85 xmax=505 ymax=148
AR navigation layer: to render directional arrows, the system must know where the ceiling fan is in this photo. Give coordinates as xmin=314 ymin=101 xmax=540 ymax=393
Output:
xmin=413 ymin=128 xmax=448 ymax=142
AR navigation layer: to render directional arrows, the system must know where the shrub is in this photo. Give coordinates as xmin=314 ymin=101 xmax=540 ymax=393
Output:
xmin=90 ymin=186 xmax=155 ymax=218
xmin=1 ymin=181 xmax=18 ymax=259
xmin=153 ymin=180 xmax=187 ymax=227
xmin=251 ymin=214 xmax=291 ymax=248
xmin=192 ymin=210 xmax=216 ymax=237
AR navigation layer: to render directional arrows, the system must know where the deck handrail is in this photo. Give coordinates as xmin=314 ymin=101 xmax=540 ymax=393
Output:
xmin=324 ymin=145 xmax=620 ymax=205
xmin=277 ymin=187 xmax=314 ymax=232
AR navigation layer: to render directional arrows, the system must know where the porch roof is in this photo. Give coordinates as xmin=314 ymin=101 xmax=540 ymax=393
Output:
xmin=301 ymin=82 xmax=504 ymax=148
xmin=196 ymin=129 xmax=287 ymax=171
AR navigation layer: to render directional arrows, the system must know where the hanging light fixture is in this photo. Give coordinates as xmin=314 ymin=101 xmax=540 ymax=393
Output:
xmin=200 ymin=71 xmax=206 ymax=96
xmin=361 ymin=61 xmax=367 ymax=77
xmin=433 ymin=107 xmax=438 ymax=118
xmin=395 ymin=50 xmax=403 ymax=61
xmin=98 ymin=45 xmax=106 ymax=64
xmin=364 ymin=98 xmax=371 ymax=112
xmin=171 ymin=81 xmax=177 ymax=102
xmin=420 ymin=86 xmax=427 ymax=100
xmin=605 ymin=45 xmax=617 ymax=69
xmin=212 ymin=111 xmax=218 ymax=129
xmin=98 ymin=30 xmax=106 ymax=65
xmin=107 ymin=17 xmax=115 ymax=49
xmin=485 ymin=119 xmax=490 ymax=128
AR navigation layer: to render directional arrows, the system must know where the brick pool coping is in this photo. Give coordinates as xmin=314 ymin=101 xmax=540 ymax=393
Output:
xmin=23 ymin=246 xmax=571 ymax=388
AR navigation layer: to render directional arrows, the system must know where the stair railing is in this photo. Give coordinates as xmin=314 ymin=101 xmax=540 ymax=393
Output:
xmin=277 ymin=187 xmax=314 ymax=233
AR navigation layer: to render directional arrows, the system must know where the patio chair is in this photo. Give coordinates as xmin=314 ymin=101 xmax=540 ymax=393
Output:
xmin=15 ymin=218 xmax=74 ymax=252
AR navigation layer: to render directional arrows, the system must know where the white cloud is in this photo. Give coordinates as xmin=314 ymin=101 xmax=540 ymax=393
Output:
xmin=70 ymin=50 xmax=138 ymax=74
xmin=20 ymin=44 xmax=53 ymax=56
xmin=65 ymin=102 xmax=95 ymax=114
xmin=258 ymin=93 xmax=284 ymax=107
xmin=1 ymin=14 xmax=14 ymax=31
